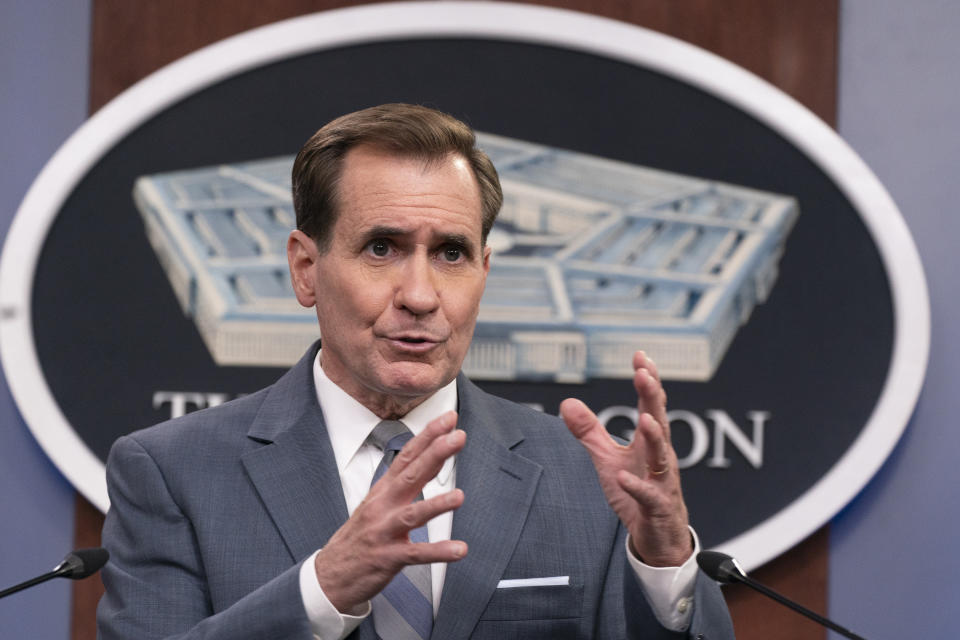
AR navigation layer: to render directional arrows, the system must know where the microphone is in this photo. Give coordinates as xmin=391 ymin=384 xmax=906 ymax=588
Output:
xmin=697 ymin=550 xmax=867 ymax=640
xmin=52 ymin=547 xmax=110 ymax=579
xmin=0 ymin=547 xmax=109 ymax=600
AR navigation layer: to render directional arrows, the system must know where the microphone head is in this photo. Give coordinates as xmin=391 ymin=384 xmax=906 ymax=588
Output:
xmin=697 ymin=550 xmax=746 ymax=584
xmin=56 ymin=547 xmax=110 ymax=579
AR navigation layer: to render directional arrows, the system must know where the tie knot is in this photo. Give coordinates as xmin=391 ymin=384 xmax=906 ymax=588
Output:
xmin=368 ymin=420 xmax=413 ymax=455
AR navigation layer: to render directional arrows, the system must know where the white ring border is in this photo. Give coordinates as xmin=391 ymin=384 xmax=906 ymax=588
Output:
xmin=0 ymin=1 xmax=929 ymax=572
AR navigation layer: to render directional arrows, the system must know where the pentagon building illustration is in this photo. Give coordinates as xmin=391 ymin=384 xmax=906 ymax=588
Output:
xmin=134 ymin=132 xmax=797 ymax=382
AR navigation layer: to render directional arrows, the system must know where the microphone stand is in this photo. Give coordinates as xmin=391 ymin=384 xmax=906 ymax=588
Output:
xmin=0 ymin=548 xmax=109 ymax=601
xmin=0 ymin=566 xmax=70 ymax=600
xmin=726 ymin=569 xmax=866 ymax=640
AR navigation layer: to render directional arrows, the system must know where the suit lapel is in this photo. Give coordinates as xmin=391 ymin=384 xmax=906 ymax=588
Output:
xmin=241 ymin=343 xmax=350 ymax=563
xmin=432 ymin=377 xmax=543 ymax=640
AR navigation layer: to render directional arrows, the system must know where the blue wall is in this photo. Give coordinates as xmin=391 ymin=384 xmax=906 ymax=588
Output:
xmin=830 ymin=1 xmax=960 ymax=637
xmin=0 ymin=2 xmax=91 ymax=637
xmin=1 ymin=1 xmax=958 ymax=637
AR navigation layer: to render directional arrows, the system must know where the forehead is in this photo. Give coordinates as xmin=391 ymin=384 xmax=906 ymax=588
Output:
xmin=334 ymin=145 xmax=484 ymax=239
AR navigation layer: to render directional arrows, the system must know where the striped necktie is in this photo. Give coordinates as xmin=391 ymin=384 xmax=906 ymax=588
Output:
xmin=367 ymin=420 xmax=433 ymax=640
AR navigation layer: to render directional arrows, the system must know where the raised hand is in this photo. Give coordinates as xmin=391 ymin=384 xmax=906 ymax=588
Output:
xmin=560 ymin=351 xmax=691 ymax=567
xmin=313 ymin=411 xmax=468 ymax=613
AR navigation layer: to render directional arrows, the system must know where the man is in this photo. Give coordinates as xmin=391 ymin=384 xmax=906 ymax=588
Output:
xmin=97 ymin=104 xmax=734 ymax=639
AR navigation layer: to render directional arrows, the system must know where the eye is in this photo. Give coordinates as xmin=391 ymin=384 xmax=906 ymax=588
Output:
xmin=442 ymin=246 xmax=463 ymax=262
xmin=368 ymin=239 xmax=390 ymax=257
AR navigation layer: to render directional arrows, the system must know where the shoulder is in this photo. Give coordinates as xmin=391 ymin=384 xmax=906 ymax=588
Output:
xmin=112 ymin=343 xmax=320 ymax=463
xmin=104 ymin=386 xmax=280 ymax=516
xmin=110 ymin=386 xmax=271 ymax=466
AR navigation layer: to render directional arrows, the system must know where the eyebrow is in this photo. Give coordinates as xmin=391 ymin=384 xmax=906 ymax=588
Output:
xmin=363 ymin=226 xmax=475 ymax=249
xmin=440 ymin=233 xmax=471 ymax=248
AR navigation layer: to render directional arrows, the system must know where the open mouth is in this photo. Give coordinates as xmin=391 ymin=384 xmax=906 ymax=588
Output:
xmin=386 ymin=335 xmax=441 ymax=351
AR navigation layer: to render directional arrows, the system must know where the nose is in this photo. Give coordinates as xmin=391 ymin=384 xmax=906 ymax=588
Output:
xmin=394 ymin=252 xmax=440 ymax=315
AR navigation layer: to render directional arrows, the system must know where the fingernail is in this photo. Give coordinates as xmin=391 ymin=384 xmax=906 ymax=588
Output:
xmin=446 ymin=430 xmax=462 ymax=445
xmin=454 ymin=543 xmax=466 ymax=557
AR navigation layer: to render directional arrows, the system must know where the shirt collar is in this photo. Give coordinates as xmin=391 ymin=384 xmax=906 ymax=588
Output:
xmin=312 ymin=350 xmax=458 ymax=483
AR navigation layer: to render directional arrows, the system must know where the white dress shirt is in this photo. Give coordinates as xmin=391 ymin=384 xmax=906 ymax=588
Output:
xmin=299 ymin=352 xmax=698 ymax=639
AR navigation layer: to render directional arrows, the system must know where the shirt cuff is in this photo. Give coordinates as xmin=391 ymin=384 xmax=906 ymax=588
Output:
xmin=299 ymin=549 xmax=370 ymax=639
xmin=624 ymin=527 xmax=700 ymax=632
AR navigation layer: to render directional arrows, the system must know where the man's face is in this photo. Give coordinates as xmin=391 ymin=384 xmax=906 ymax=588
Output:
xmin=288 ymin=145 xmax=491 ymax=417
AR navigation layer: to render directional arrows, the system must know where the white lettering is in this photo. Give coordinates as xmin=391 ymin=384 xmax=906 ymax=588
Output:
xmin=148 ymin=392 xmax=767 ymax=471
xmin=706 ymin=410 xmax=768 ymax=468
xmin=152 ymin=391 xmax=231 ymax=419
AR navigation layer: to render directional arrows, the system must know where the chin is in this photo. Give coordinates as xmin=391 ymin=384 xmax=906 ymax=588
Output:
xmin=376 ymin=361 xmax=456 ymax=397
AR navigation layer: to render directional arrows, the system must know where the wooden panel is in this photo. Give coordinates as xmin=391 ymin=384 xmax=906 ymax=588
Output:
xmin=520 ymin=0 xmax=837 ymax=125
xmin=77 ymin=1 xmax=838 ymax=637
xmin=725 ymin=527 xmax=830 ymax=639
xmin=90 ymin=0 xmax=837 ymax=124
xmin=89 ymin=0 xmax=372 ymax=112
xmin=70 ymin=495 xmax=104 ymax=640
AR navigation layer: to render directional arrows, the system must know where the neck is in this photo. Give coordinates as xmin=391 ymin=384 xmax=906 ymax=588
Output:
xmin=364 ymin=395 xmax=430 ymax=421
xmin=320 ymin=364 xmax=433 ymax=420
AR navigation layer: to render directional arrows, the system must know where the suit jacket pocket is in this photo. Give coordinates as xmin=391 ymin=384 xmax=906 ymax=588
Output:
xmin=479 ymin=583 xmax=583 ymax=621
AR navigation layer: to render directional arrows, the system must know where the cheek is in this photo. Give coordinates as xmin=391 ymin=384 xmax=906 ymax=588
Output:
xmin=353 ymin=286 xmax=393 ymax=322
xmin=324 ymin=282 xmax=394 ymax=334
xmin=446 ymin=282 xmax=485 ymax=331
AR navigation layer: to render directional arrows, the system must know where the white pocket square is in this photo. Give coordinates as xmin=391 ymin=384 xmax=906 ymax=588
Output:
xmin=496 ymin=576 xmax=570 ymax=588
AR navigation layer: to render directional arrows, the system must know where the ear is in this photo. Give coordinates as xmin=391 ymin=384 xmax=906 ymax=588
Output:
xmin=482 ymin=244 xmax=492 ymax=275
xmin=287 ymin=230 xmax=319 ymax=307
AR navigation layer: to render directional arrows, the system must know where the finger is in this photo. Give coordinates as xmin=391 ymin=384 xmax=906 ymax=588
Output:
xmin=634 ymin=367 xmax=669 ymax=439
xmin=633 ymin=350 xmax=661 ymax=384
xmin=401 ymin=539 xmax=469 ymax=566
xmin=635 ymin=413 xmax=672 ymax=477
xmin=388 ymin=411 xmax=458 ymax=475
xmin=634 ymin=364 xmax=666 ymax=409
xmin=615 ymin=469 xmax=662 ymax=510
xmin=559 ymin=398 xmax=617 ymax=456
xmin=382 ymin=427 xmax=466 ymax=503
xmin=385 ymin=489 xmax=465 ymax=537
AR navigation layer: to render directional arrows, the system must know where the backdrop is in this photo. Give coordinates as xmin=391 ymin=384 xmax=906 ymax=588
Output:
xmin=2 ymin=2 xmax=957 ymax=639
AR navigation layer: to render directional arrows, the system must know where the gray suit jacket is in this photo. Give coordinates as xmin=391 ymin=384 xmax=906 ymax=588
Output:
xmin=97 ymin=343 xmax=734 ymax=639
